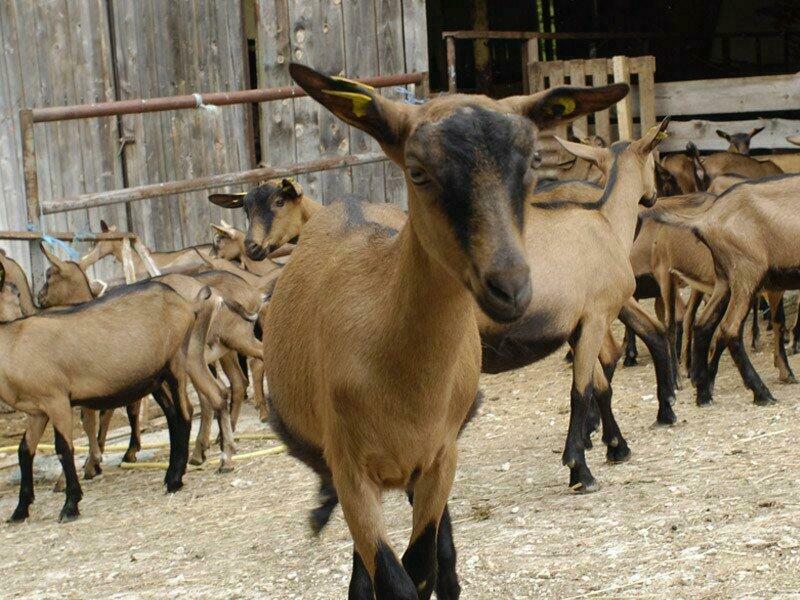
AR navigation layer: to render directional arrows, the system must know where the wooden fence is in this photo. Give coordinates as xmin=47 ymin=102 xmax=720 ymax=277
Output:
xmin=0 ymin=0 xmax=428 ymax=279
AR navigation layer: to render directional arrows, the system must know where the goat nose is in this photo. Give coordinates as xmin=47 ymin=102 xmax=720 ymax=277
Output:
xmin=481 ymin=265 xmax=532 ymax=323
xmin=244 ymin=239 xmax=268 ymax=261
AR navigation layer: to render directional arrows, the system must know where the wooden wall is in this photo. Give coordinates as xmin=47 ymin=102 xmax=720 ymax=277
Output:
xmin=0 ymin=0 xmax=428 ymax=281
xmin=255 ymin=0 xmax=428 ymax=208
xmin=0 ymin=0 xmax=127 ymax=276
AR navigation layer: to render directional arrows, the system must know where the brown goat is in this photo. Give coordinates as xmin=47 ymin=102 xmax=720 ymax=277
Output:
xmin=716 ymin=126 xmax=765 ymax=156
xmin=209 ymin=178 xmax=322 ymax=262
xmin=37 ymin=248 xmax=262 ymax=474
xmin=0 ymin=270 xmax=221 ymax=522
xmin=647 ymin=174 xmax=800 ymax=406
xmin=482 ymin=121 xmax=673 ymax=494
xmin=701 ymin=150 xmax=783 ymax=180
xmin=0 ymin=250 xmax=36 ymax=317
xmin=661 ymin=153 xmax=702 ymax=193
xmin=248 ymin=63 xmax=626 ymax=597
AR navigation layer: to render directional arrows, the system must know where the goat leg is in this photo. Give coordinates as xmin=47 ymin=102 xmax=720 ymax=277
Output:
xmin=767 ymin=291 xmax=797 ymax=384
xmin=592 ymin=362 xmax=630 ymax=464
xmin=80 ymin=409 xmax=103 ymax=480
xmin=618 ymin=299 xmax=677 ymax=425
xmin=622 ymin=324 xmax=638 ymax=366
xmin=53 ymin=422 xmax=82 ymax=523
xmin=123 ymin=400 xmax=142 ymax=463
xmin=7 ymin=414 xmax=48 ymax=523
xmin=249 ymin=357 xmax=269 ymax=423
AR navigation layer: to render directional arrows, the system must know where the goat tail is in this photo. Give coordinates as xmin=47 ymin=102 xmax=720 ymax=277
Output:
xmin=640 ymin=206 xmax=702 ymax=231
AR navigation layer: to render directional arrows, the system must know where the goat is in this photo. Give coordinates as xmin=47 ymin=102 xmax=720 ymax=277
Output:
xmin=0 ymin=264 xmax=222 ymax=522
xmin=210 ymin=219 xmax=295 ymax=273
xmin=229 ymin=63 xmax=626 ymax=597
xmin=646 ymin=174 xmax=800 ymax=406
xmin=79 ymin=220 xmax=211 ymax=277
xmin=208 ymin=178 xmax=321 ymax=263
xmin=661 ymin=153 xmax=702 ymax=193
xmin=482 ymin=120 xmax=673 ymax=495
xmin=701 ymin=150 xmax=782 ymax=181
xmin=0 ymin=249 xmax=36 ymax=317
xmin=716 ymin=126 xmax=765 ymax=156
xmin=37 ymin=247 xmax=262 ymax=474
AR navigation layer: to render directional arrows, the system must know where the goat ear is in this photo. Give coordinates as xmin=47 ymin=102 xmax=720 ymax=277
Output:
xmin=281 ymin=177 xmax=303 ymax=199
xmin=501 ymin=83 xmax=629 ymax=130
xmin=100 ymin=220 xmax=109 ymax=233
xmin=554 ymin=136 xmax=608 ymax=166
xmin=635 ymin=117 xmax=671 ymax=154
xmin=289 ymin=63 xmax=411 ymax=155
xmin=209 ymin=192 xmax=246 ymax=209
xmin=39 ymin=242 xmax=65 ymax=271
xmin=210 ymin=223 xmax=234 ymax=238
xmin=750 ymin=126 xmax=765 ymax=138
xmin=716 ymin=130 xmax=730 ymax=141
xmin=787 ymin=135 xmax=800 ymax=147
xmin=0 ymin=263 xmax=5 ymax=290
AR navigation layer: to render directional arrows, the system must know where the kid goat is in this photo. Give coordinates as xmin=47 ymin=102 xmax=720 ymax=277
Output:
xmin=215 ymin=62 xmax=626 ymax=598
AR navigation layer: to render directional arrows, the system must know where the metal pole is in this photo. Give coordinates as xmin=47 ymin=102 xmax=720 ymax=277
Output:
xmin=31 ymin=73 xmax=425 ymax=123
xmin=19 ymin=109 xmax=46 ymax=292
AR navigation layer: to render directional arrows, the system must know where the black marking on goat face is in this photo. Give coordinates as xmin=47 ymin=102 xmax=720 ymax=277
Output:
xmin=409 ymin=106 xmax=536 ymax=250
xmin=241 ymin=182 xmax=298 ymax=260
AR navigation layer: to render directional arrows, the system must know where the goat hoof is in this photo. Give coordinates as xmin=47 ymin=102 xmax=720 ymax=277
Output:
xmin=780 ymin=374 xmax=798 ymax=385
xmin=259 ymin=407 xmax=270 ymax=423
xmin=6 ymin=508 xmax=29 ymax=523
xmin=656 ymin=406 xmax=678 ymax=426
xmin=58 ymin=505 xmax=80 ymax=523
xmin=623 ymin=356 xmax=638 ymax=367
xmin=188 ymin=455 xmax=205 ymax=466
xmin=605 ymin=440 xmax=631 ymax=463
xmin=754 ymin=393 xmax=777 ymax=406
xmin=568 ymin=466 xmax=597 ymax=493
xmin=218 ymin=461 xmax=235 ymax=474
xmin=165 ymin=479 xmax=184 ymax=493
xmin=122 ymin=451 xmax=138 ymax=463
xmin=435 ymin=574 xmax=462 ymax=600
xmin=695 ymin=391 xmax=713 ymax=406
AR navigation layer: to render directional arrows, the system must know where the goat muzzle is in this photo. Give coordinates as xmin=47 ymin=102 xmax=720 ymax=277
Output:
xmin=244 ymin=239 xmax=269 ymax=261
xmin=476 ymin=264 xmax=532 ymax=324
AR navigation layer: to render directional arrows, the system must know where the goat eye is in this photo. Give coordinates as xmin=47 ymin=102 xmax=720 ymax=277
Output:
xmin=274 ymin=198 xmax=285 ymax=207
xmin=530 ymin=151 xmax=542 ymax=169
xmin=408 ymin=167 xmax=430 ymax=185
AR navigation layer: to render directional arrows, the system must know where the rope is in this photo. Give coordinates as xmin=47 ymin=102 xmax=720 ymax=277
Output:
xmin=192 ymin=92 xmax=220 ymax=114
xmin=393 ymin=86 xmax=426 ymax=105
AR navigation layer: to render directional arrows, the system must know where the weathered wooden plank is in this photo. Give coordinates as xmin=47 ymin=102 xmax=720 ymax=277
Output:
xmin=256 ymin=0 xmax=297 ymax=179
xmin=654 ymin=73 xmax=800 ymax=117
xmin=588 ymin=58 xmax=612 ymax=143
xmin=637 ymin=60 xmax=657 ymax=138
xmin=568 ymin=60 xmax=589 ymax=138
xmin=612 ymin=56 xmax=634 ymax=141
xmin=660 ymin=118 xmax=800 ymax=154
xmin=343 ymin=0 xmax=384 ymax=203
xmin=377 ymin=0 xmax=406 ymax=205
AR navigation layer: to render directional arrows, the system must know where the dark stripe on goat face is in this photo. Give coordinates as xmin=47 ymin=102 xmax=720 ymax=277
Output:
xmin=415 ymin=106 xmax=534 ymax=251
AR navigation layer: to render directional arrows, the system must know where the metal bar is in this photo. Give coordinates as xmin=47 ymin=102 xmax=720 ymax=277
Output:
xmin=445 ymin=36 xmax=457 ymax=92
xmin=0 ymin=231 xmax=136 ymax=241
xmin=41 ymin=152 xmax=388 ymax=215
xmin=31 ymin=72 xmax=425 ymax=123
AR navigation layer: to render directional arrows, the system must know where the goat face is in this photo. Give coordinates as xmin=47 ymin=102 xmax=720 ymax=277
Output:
xmin=209 ymin=179 xmax=304 ymax=261
xmin=284 ymin=63 xmax=628 ymax=323
xmin=716 ymin=127 xmax=764 ymax=156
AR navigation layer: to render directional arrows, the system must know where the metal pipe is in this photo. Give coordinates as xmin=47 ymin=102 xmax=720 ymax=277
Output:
xmin=41 ymin=152 xmax=388 ymax=214
xmin=0 ymin=231 xmax=136 ymax=241
xmin=31 ymin=72 xmax=425 ymax=123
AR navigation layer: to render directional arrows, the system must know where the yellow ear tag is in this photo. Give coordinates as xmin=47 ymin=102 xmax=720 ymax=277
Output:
xmin=547 ymin=96 xmax=576 ymax=116
xmin=656 ymin=131 xmax=669 ymax=141
xmin=321 ymin=90 xmax=373 ymax=117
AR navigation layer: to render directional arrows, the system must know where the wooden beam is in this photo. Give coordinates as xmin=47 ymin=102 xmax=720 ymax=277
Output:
xmin=0 ymin=230 xmax=136 ymax=241
xmin=612 ymin=56 xmax=634 ymax=141
xmin=446 ymin=36 xmax=457 ymax=93
xmin=659 ymin=118 xmax=800 ymax=153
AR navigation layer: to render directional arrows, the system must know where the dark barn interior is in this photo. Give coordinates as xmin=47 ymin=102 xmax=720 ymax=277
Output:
xmin=427 ymin=0 xmax=800 ymax=95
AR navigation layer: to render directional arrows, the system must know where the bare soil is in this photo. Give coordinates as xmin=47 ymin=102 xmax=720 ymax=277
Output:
xmin=1 ymin=317 xmax=799 ymax=599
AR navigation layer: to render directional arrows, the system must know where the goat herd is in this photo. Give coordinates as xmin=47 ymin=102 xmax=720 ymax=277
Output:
xmin=1 ymin=64 xmax=799 ymax=598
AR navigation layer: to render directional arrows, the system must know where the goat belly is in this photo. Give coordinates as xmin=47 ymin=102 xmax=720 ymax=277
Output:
xmin=70 ymin=371 xmax=166 ymax=410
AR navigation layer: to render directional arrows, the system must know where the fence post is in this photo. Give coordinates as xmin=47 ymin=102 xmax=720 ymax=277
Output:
xmin=19 ymin=109 xmax=46 ymax=291
xmin=415 ymin=72 xmax=430 ymax=101
xmin=445 ymin=36 xmax=457 ymax=93
xmin=612 ymin=56 xmax=634 ymax=141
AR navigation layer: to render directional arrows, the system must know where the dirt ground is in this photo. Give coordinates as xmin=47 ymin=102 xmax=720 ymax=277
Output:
xmin=1 ymin=316 xmax=799 ymax=599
